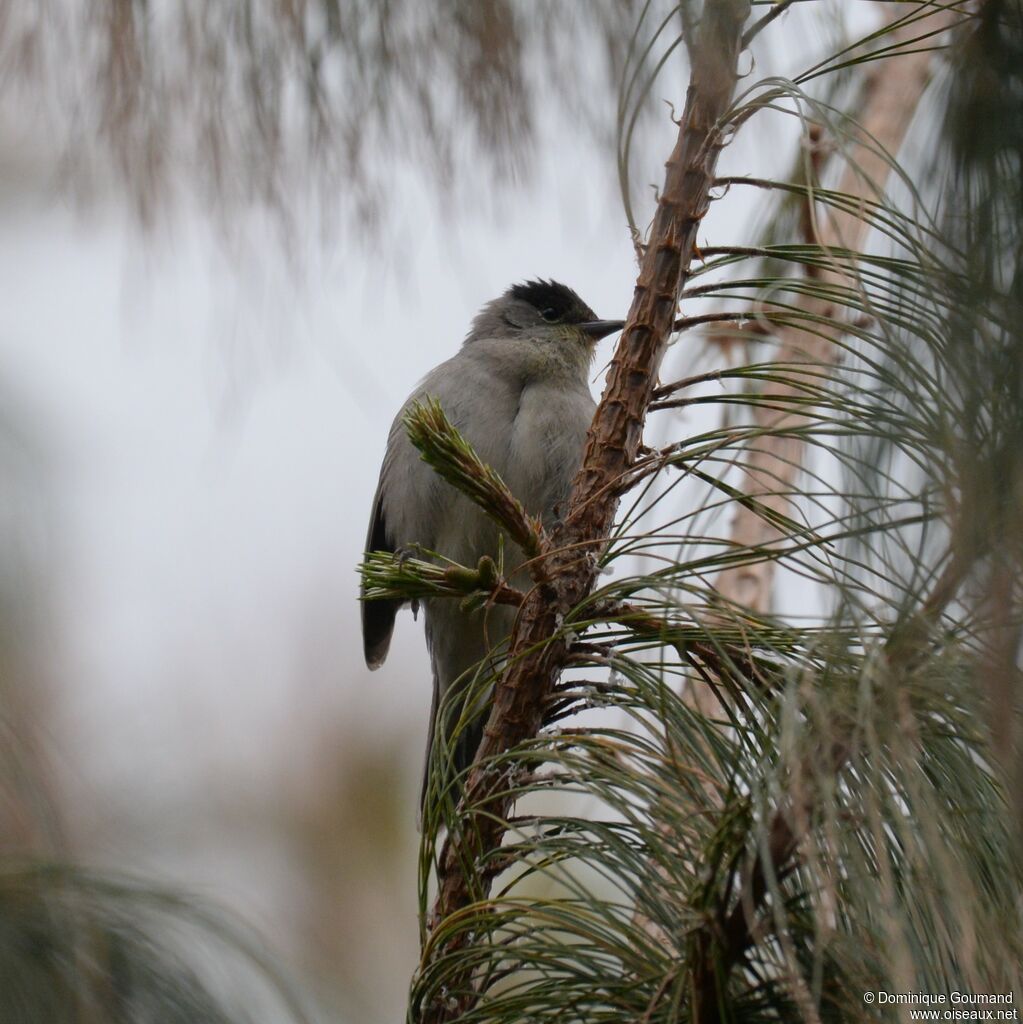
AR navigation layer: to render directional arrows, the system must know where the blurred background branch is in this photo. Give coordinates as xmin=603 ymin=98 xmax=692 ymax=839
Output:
xmin=1 ymin=0 xmax=650 ymax=232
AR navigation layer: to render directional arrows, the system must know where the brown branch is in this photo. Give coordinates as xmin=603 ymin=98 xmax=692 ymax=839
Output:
xmin=741 ymin=0 xmax=800 ymax=49
xmin=690 ymin=808 xmax=802 ymax=1024
xmin=417 ymin=4 xmax=753 ymax=1020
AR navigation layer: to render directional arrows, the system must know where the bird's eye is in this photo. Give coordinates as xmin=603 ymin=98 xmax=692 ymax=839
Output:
xmin=540 ymin=307 xmax=560 ymax=322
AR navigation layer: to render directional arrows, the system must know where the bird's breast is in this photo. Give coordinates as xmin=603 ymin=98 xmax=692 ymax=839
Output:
xmin=505 ymin=383 xmax=594 ymax=522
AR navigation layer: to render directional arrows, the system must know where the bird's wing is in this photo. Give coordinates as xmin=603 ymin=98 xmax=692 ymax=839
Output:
xmin=360 ymin=352 xmax=485 ymax=672
xmin=361 ymin=477 xmax=401 ymax=670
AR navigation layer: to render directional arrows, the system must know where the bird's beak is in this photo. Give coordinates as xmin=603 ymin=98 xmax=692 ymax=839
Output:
xmin=579 ymin=319 xmax=626 ymax=341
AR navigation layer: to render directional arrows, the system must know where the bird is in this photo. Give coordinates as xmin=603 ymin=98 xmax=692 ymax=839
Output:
xmin=361 ymin=280 xmax=624 ymax=816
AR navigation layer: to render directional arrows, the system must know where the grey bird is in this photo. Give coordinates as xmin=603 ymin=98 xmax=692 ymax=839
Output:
xmin=361 ymin=280 xmax=624 ymax=814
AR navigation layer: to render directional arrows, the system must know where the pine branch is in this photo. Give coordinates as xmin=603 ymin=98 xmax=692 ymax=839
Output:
xmin=358 ymin=551 xmax=524 ymax=611
xmin=404 ymin=398 xmax=544 ymax=562
xmin=585 ymin=599 xmax=792 ymax=701
xmin=686 ymin=548 xmax=973 ymax=1024
xmin=415 ymin=4 xmax=753 ymax=1020
xmin=668 ymin=8 xmax=963 ymax=843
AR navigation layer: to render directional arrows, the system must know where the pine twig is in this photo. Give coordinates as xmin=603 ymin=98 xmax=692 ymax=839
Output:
xmin=741 ymin=0 xmax=800 ymax=49
xmin=404 ymin=398 xmax=544 ymax=561
xmin=687 ymin=545 xmax=971 ymax=1024
xmin=358 ymin=551 xmax=525 ymax=610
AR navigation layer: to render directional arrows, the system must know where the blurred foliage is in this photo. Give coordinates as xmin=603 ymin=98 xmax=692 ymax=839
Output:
xmin=938 ymin=0 xmax=1023 ymax=830
xmin=1 ymin=0 xmax=659 ymax=227
xmin=0 ymin=388 xmax=313 ymax=1021
xmin=0 ymin=863 xmax=313 ymax=1024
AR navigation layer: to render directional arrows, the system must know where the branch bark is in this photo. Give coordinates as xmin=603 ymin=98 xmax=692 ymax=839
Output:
xmin=417 ymin=4 xmax=752 ymax=1020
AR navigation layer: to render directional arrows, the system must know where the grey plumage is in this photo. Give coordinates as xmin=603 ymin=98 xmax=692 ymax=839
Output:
xmin=361 ymin=280 xmax=623 ymax=814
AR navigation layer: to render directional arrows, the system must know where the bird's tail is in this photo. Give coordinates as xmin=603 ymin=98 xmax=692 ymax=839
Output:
xmin=419 ymin=602 xmax=513 ymax=828
xmin=418 ymin=664 xmax=493 ymax=829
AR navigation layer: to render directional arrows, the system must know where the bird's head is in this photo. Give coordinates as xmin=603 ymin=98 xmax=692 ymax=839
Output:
xmin=466 ymin=279 xmax=624 ymax=349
